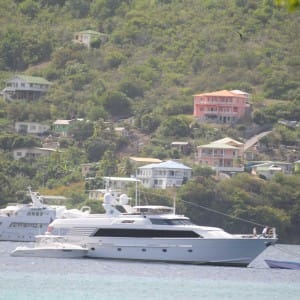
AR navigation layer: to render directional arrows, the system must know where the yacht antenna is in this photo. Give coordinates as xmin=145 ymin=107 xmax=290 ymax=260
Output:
xmin=173 ymin=188 xmax=176 ymax=214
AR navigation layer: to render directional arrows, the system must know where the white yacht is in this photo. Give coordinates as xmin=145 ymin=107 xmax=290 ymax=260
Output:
xmin=11 ymin=235 xmax=88 ymax=258
xmin=0 ymin=187 xmax=90 ymax=242
xmin=46 ymin=192 xmax=277 ymax=267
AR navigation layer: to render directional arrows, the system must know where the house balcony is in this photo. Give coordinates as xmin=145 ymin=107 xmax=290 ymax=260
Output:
xmin=195 ymin=101 xmax=236 ymax=105
xmin=4 ymin=86 xmax=49 ymax=92
xmin=212 ymin=166 xmax=244 ymax=172
xmin=137 ymin=174 xmax=186 ymax=180
xmin=199 ymin=154 xmax=239 ymax=159
xmin=204 ymin=111 xmax=238 ymax=116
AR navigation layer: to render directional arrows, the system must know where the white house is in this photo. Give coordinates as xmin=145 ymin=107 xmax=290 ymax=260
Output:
xmin=136 ymin=160 xmax=192 ymax=189
xmin=250 ymin=161 xmax=293 ymax=180
xmin=73 ymin=30 xmax=108 ymax=48
xmin=80 ymin=162 xmax=100 ymax=177
xmin=13 ymin=147 xmax=58 ymax=160
xmin=15 ymin=121 xmax=50 ymax=135
xmin=88 ymin=177 xmax=141 ymax=201
xmin=2 ymin=75 xmax=52 ymax=101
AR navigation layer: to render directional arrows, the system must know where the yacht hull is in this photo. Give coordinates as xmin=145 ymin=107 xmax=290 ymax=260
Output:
xmin=0 ymin=218 xmax=51 ymax=242
xmin=10 ymin=246 xmax=88 ymax=258
xmin=265 ymin=259 xmax=300 ymax=270
xmin=83 ymin=236 xmax=276 ymax=266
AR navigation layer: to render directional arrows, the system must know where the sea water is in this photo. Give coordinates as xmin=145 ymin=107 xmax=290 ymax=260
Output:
xmin=0 ymin=242 xmax=300 ymax=300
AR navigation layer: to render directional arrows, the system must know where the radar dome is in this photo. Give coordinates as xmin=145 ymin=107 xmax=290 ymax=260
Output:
xmin=119 ymin=194 xmax=129 ymax=205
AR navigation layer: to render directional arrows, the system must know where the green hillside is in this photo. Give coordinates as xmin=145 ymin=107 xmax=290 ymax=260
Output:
xmin=0 ymin=0 xmax=299 ymax=243
xmin=1 ymin=1 xmax=299 ymax=115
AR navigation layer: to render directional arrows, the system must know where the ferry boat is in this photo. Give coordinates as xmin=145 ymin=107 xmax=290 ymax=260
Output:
xmin=46 ymin=192 xmax=277 ymax=267
xmin=0 ymin=187 xmax=90 ymax=242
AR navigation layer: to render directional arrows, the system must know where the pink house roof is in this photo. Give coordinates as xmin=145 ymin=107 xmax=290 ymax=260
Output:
xmin=194 ymin=90 xmax=247 ymax=98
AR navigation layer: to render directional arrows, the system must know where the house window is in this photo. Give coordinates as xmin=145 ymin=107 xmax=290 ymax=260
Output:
xmin=169 ymin=170 xmax=175 ymax=176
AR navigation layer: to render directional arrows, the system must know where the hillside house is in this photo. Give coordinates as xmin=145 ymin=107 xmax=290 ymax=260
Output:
xmin=53 ymin=119 xmax=75 ymax=137
xmin=171 ymin=141 xmax=192 ymax=155
xmin=128 ymin=157 xmax=163 ymax=176
xmin=129 ymin=157 xmax=162 ymax=166
xmin=250 ymin=161 xmax=293 ymax=180
xmin=193 ymin=90 xmax=248 ymax=123
xmin=114 ymin=127 xmax=129 ymax=137
xmin=13 ymin=147 xmax=57 ymax=160
xmin=2 ymin=75 xmax=52 ymax=101
xmin=230 ymin=89 xmax=250 ymax=99
xmin=88 ymin=177 xmax=140 ymax=201
xmin=15 ymin=122 xmax=50 ymax=135
xmin=73 ymin=30 xmax=108 ymax=48
xmin=81 ymin=162 xmax=100 ymax=178
xmin=196 ymin=137 xmax=244 ymax=173
xmin=136 ymin=160 xmax=192 ymax=189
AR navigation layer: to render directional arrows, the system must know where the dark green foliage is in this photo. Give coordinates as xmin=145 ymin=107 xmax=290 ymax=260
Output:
xmin=177 ymin=173 xmax=300 ymax=243
xmin=102 ymin=91 xmax=132 ymax=117
xmin=0 ymin=134 xmax=41 ymax=151
xmin=68 ymin=120 xmax=94 ymax=142
xmin=159 ymin=116 xmax=190 ymax=138
xmin=139 ymin=113 xmax=161 ymax=134
xmin=0 ymin=0 xmax=299 ymax=243
xmin=118 ymin=80 xmax=145 ymax=99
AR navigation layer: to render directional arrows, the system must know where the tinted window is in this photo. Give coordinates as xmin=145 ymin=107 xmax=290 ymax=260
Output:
xmin=150 ymin=218 xmax=193 ymax=225
xmin=93 ymin=228 xmax=200 ymax=238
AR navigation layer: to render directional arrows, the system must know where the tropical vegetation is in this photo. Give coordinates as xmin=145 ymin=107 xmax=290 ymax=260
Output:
xmin=0 ymin=0 xmax=299 ymax=243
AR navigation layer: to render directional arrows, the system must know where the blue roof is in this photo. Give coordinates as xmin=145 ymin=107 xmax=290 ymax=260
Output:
xmin=139 ymin=160 xmax=191 ymax=170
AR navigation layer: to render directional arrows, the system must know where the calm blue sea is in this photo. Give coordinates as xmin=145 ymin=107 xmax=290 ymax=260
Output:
xmin=0 ymin=242 xmax=300 ymax=300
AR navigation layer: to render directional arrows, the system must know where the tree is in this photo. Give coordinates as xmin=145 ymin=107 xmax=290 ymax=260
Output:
xmin=99 ymin=150 xmax=118 ymax=176
xmin=276 ymin=0 xmax=300 ymax=11
xmin=102 ymin=91 xmax=132 ymax=117
xmin=19 ymin=0 xmax=40 ymax=18
xmin=159 ymin=116 xmax=190 ymax=138
xmin=68 ymin=121 xmax=94 ymax=143
xmin=119 ymin=80 xmax=145 ymax=98
xmin=85 ymin=138 xmax=112 ymax=162
xmin=65 ymin=0 xmax=91 ymax=18
xmin=0 ymin=28 xmax=26 ymax=70
xmin=139 ymin=113 xmax=161 ymax=134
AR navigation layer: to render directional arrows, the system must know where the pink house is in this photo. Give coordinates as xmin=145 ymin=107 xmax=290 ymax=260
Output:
xmin=193 ymin=90 xmax=247 ymax=123
xmin=196 ymin=137 xmax=244 ymax=173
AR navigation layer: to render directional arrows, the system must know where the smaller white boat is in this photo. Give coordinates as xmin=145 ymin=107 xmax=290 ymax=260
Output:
xmin=10 ymin=235 xmax=88 ymax=258
xmin=265 ymin=259 xmax=300 ymax=270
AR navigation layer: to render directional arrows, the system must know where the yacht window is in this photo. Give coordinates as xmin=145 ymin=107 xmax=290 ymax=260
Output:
xmin=9 ymin=222 xmax=46 ymax=228
xmin=93 ymin=228 xmax=201 ymax=238
xmin=121 ymin=220 xmax=134 ymax=223
xmin=115 ymin=205 xmax=127 ymax=213
xmin=150 ymin=218 xmax=194 ymax=225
